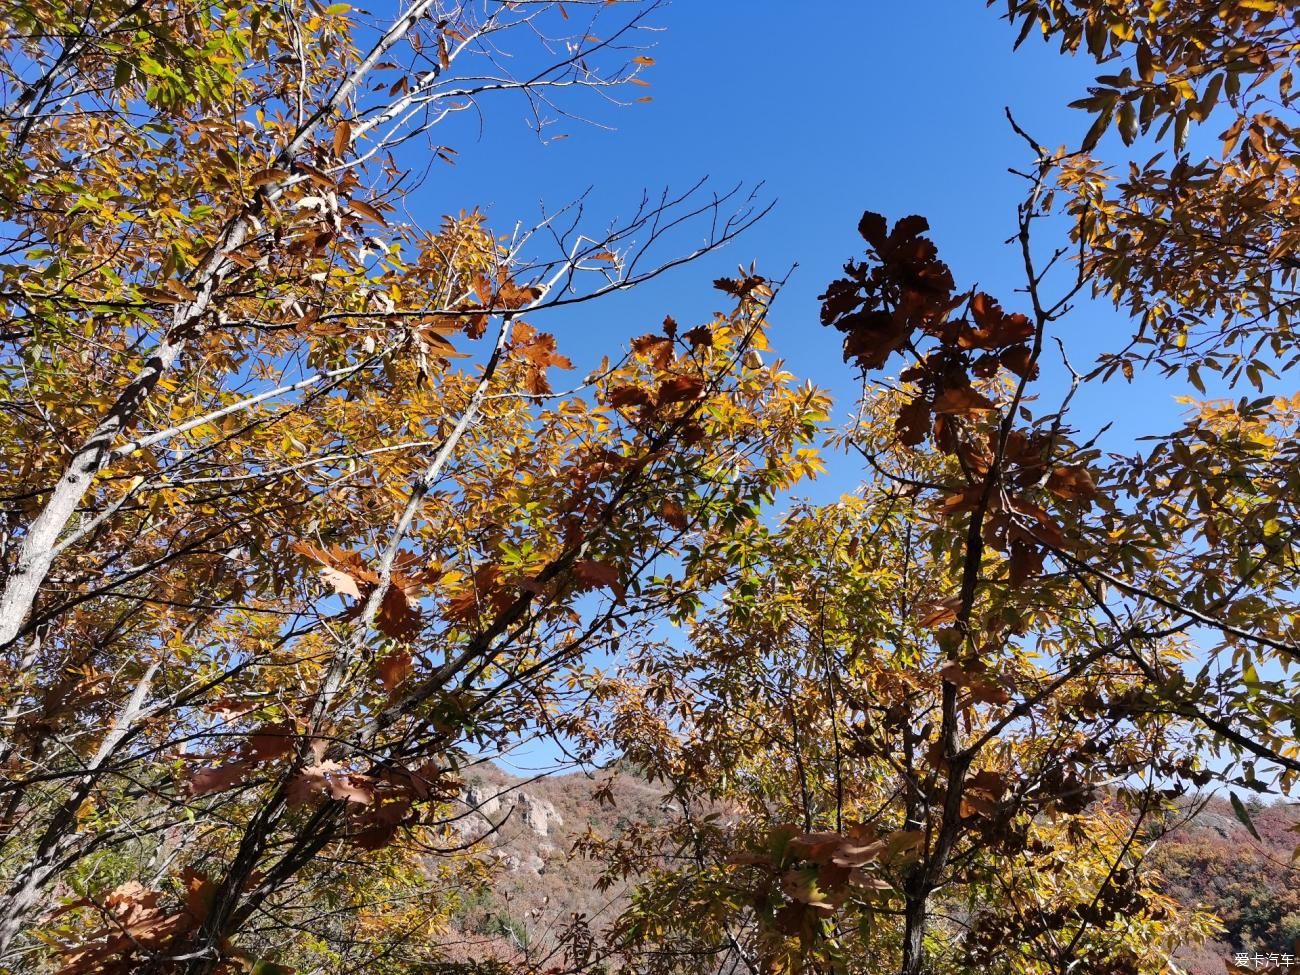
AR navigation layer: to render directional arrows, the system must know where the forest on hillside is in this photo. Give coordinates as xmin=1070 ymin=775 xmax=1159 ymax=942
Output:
xmin=0 ymin=2 xmax=1298 ymax=974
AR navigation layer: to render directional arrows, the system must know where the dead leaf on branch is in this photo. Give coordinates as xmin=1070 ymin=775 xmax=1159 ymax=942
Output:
xmin=187 ymin=759 xmax=253 ymax=797
xmin=375 ymin=651 xmax=412 ymax=693
xmin=51 ymin=872 xmax=216 ymax=975
xmin=287 ymin=760 xmax=376 ymax=807
xmin=932 ymin=386 xmax=997 ymax=414
xmin=291 ymin=542 xmax=426 ymax=642
xmin=242 ymin=722 xmax=294 ymax=762
xmin=631 ymin=333 xmax=674 ymax=370
xmin=573 ymin=559 xmax=621 ymax=591
xmin=657 ymin=375 xmax=704 ymax=404
xmin=1046 ymin=464 xmax=1098 ymax=503
xmin=918 ymin=595 xmax=962 ymax=629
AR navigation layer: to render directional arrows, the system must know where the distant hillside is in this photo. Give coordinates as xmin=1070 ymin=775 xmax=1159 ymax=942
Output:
xmin=438 ymin=763 xmax=674 ymax=967
xmin=1151 ymin=795 xmax=1300 ymax=974
xmin=439 ymin=767 xmax=1300 ymax=974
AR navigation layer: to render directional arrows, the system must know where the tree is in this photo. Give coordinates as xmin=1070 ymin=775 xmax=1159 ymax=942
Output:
xmin=0 ymin=1 xmax=829 ymax=972
xmin=8 ymin=2 xmax=1300 ymax=974
xmin=587 ymin=5 xmax=1300 ymax=975
xmin=600 ymin=495 xmax=1218 ymax=975
xmin=997 ymin=0 xmax=1300 ymax=785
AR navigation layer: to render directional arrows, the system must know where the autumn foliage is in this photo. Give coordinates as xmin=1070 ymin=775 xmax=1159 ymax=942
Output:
xmin=1 ymin=1 xmax=1298 ymax=974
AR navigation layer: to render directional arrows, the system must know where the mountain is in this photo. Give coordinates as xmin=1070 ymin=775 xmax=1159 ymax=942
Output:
xmin=1151 ymin=795 xmax=1300 ymax=973
xmin=438 ymin=766 xmax=1300 ymax=974
xmin=436 ymin=763 xmax=673 ymax=968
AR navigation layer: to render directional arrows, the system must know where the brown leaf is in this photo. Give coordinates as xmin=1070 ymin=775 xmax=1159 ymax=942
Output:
xmin=932 ymin=386 xmax=996 ymax=414
xmin=1009 ymin=541 xmax=1044 ymax=585
xmin=187 ymin=760 xmax=252 ymax=797
xmin=895 ymin=397 xmax=932 ymax=446
xmin=347 ymin=198 xmax=387 ymax=224
xmin=1009 ymin=499 xmax=1070 ymax=550
xmin=573 ymin=559 xmax=620 ymax=590
xmin=376 ymin=651 xmax=412 ymax=692
xmin=961 ymin=293 xmax=1035 ymax=349
xmin=327 ymin=773 xmax=376 ymax=805
xmin=918 ymin=596 xmax=961 ymax=629
xmin=857 ymin=211 xmax=889 ymax=249
xmin=296 ymin=161 xmax=336 ymax=189
xmin=181 ymin=868 xmax=215 ymax=924
xmin=1046 ymin=465 xmax=1097 ymax=503
xmin=517 ymin=330 xmax=573 ymax=370
xmin=333 ymin=119 xmax=352 ymax=159
xmin=249 ymin=167 xmax=289 ymax=187
xmin=683 ymin=325 xmax=713 ymax=348
xmin=242 ymin=722 xmax=293 ymax=763
xmin=831 ymin=840 xmax=887 ymax=868
xmin=320 ymin=565 xmax=363 ymax=600
xmin=657 ymin=375 xmax=704 ymax=404
xmin=631 ymin=333 xmax=674 ymax=369
xmin=659 ymin=499 xmax=688 ymax=530
xmin=940 ymin=484 xmax=983 ymax=516
xmin=713 ymin=274 xmax=766 ymax=297
xmin=882 ymin=830 xmax=925 ymax=863
xmin=206 ymin=696 xmax=261 ymax=720
xmin=377 ymin=584 xmax=421 ymax=642
xmin=608 ymin=385 xmax=651 ymax=409
xmin=970 ymin=682 xmax=1011 ymax=706
xmin=999 ymin=345 xmax=1037 ymax=378
xmin=287 ymin=762 xmax=336 ymax=806
xmin=136 ymin=286 xmax=184 ymax=305
xmin=966 ymin=768 xmax=1008 ymax=799
xmin=938 ymin=659 xmax=966 ymax=685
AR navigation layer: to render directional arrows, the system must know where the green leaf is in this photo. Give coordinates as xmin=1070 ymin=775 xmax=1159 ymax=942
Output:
xmin=1230 ymin=792 xmax=1263 ymax=842
xmin=1119 ymin=100 xmax=1138 ymax=145
xmin=1081 ymin=107 xmax=1114 ymax=152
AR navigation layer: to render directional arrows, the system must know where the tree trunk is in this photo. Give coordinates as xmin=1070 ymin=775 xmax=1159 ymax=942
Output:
xmin=901 ymin=893 xmax=928 ymax=975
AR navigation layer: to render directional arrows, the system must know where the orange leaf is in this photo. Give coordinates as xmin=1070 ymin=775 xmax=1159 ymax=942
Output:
xmin=932 ymin=387 xmax=996 ymax=414
xmin=608 ymin=385 xmax=651 ymax=409
xmin=187 ymin=760 xmax=252 ymax=797
xmin=659 ymin=499 xmax=688 ymax=530
xmin=657 ymin=375 xmax=704 ymax=404
xmin=377 ymin=584 xmax=421 ymax=642
xmin=242 ymin=722 xmax=294 ymax=763
xmin=376 ymin=651 xmax=412 ymax=692
xmin=939 ymin=659 xmax=966 ymax=684
xmin=918 ymin=597 xmax=960 ymax=629
xmin=1046 ymin=465 xmax=1097 ymax=503
xmin=574 ymin=559 xmax=620 ymax=589
xmin=347 ymin=199 xmax=387 ymax=224
xmin=631 ymin=333 xmax=674 ymax=369
xmin=333 ymin=119 xmax=352 ymax=159
xmin=320 ymin=565 xmax=363 ymax=600
xmin=249 ymin=167 xmax=289 ymax=187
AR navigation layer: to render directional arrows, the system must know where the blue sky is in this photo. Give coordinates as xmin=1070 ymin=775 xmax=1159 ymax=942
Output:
xmin=406 ymin=0 xmax=1207 ymax=502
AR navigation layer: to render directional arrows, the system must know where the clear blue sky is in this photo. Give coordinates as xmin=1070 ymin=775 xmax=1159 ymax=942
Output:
xmin=405 ymin=1 xmax=1205 ymax=502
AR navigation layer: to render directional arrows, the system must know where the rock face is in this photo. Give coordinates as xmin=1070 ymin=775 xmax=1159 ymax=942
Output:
xmin=515 ymin=792 xmax=561 ymax=837
xmin=463 ymin=783 xmax=501 ymax=818
xmin=1191 ymin=812 xmax=1238 ymax=840
xmin=453 ymin=785 xmax=564 ymax=876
